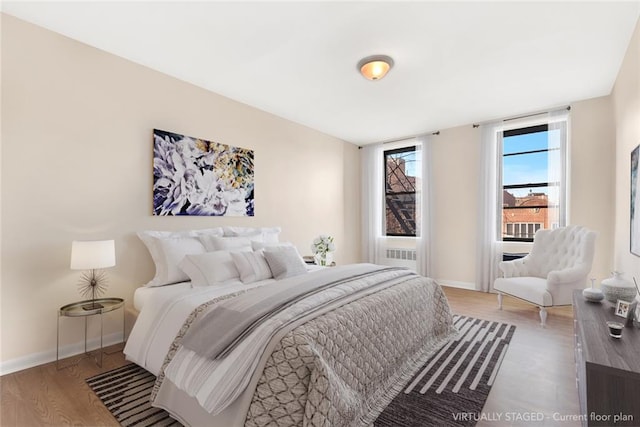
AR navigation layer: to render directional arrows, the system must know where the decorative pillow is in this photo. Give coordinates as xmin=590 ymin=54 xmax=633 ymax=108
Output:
xmin=231 ymin=251 xmax=273 ymax=284
xmin=179 ymin=249 xmax=250 ymax=287
xmin=200 ymin=235 xmax=263 ymax=252
xmin=158 ymin=237 xmax=207 ymax=285
xmin=138 ymin=229 xmax=221 ymax=287
xmin=251 ymin=241 xmax=291 ymax=251
xmin=263 ymin=246 xmax=308 ymax=280
xmin=251 ymin=242 xmax=305 ymax=264
xmin=223 ymin=226 xmax=281 ymax=244
xmin=261 ymin=227 xmax=282 ymax=244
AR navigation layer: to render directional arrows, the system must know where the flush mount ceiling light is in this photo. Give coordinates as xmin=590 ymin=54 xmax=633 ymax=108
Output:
xmin=357 ymin=55 xmax=394 ymax=81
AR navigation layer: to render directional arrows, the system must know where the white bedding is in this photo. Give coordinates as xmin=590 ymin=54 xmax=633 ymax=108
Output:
xmin=125 ymin=279 xmax=276 ymax=376
xmin=133 ymin=281 xmax=192 ymax=312
xmin=125 ymin=264 xmax=324 ymax=375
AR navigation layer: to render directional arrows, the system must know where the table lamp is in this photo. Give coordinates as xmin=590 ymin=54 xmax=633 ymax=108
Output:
xmin=70 ymin=240 xmax=115 ymax=310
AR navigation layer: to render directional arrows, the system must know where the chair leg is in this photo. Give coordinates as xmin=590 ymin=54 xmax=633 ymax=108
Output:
xmin=539 ymin=307 xmax=547 ymax=327
xmin=497 ymin=293 xmax=503 ymax=310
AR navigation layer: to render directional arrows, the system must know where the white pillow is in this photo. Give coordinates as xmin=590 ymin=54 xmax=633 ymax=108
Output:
xmin=263 ymin=246 xmax=308 ymax=280
xmin=200 ymin=235 xmax=262 ymax=251
xmin=251 ymin=242 xmax=305 ymax=264
xmin=179 ymin=249 xmax=250 ymax=287
xmin=158 ymin=237 xmax=206 ymax=285
xmin=138 ymin=229 xmax=221 ymax=287
xmin=251 ymin=241 xmax=292 ymax=251
xmin=222 ymin=226 xmax=262 ymax=237
xmin=231 ymin=251 xmax=273 ymax=284
xmin=223 ymin=226 xmax=281 ymax=244
xmin=261 ymin=227 xmax=281 ymax=244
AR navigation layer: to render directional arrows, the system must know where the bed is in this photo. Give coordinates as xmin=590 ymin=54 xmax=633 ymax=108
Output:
xmin=124 ymin=228 xmax=456 ymax=427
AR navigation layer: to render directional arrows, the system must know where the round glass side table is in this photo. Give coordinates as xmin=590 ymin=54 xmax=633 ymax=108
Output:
xmin=56 ymin=297 xmax=125 ymax=369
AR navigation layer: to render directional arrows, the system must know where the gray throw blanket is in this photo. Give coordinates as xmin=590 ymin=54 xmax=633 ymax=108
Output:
xmin=181 ymin=264 xmax=398 ymax=359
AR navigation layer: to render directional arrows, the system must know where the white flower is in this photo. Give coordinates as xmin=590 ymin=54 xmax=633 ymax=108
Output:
xmin=311 ymin=235 xmax=335 ymax=255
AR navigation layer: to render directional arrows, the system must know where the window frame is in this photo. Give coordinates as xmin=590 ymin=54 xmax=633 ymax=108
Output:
xmin=384 ymin=145 xmax=418 ymax=237
xmin=501 ymin=121 xmax=566 ymax=242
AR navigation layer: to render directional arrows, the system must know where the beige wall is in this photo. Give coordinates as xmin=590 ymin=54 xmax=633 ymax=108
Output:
xmin=429 ymin=98 xmax=615 ymax=288
xmin=612 ymin=18 xmax=640 ymax=285
xmin=570 ymin=97 xmax=616 ymax=282
xmin=431 ymin=124 xmax=480 ymax=287
xmin=0 ymin=14 xmax=360 ymax=370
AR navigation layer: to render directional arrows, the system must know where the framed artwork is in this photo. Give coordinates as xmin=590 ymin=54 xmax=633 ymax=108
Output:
xmin=615 ymin=299 xmax=631 ymax=319
xmin=153 ymin=129 xmax=254 ymax=216
xmin=632 ymin=144 xmax=639 ymax=256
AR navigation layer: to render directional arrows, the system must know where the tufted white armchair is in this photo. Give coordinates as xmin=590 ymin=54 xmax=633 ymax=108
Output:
xmin=494 ymin=225 xmax=596 ymax=326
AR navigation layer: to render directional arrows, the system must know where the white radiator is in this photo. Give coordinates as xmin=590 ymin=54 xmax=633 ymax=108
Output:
xmin=385 ymin=248 xmax=417 ymax=261
xmin=384 ymin=248 xmax=417 ymax=268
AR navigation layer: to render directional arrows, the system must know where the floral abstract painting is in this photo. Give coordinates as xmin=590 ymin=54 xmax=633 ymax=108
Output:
xmin=153 ymin=129 xmax=254 ymax=216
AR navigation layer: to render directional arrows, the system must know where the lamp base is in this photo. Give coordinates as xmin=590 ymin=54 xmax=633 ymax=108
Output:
xmin=82 ymin=302 xmax=104 ymax=311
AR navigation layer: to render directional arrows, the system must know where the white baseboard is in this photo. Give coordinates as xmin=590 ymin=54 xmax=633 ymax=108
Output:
xmin=0 ymin=331 xmax=124 ymax=376
xmin=438 ymin=280 xmax=476 ymax=291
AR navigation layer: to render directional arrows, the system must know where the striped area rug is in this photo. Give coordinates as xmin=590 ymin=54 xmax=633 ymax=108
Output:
xmin=86 ymin=363 xmax=180 ymax=427
xmin=374 ymin=315 xmax=516 ymax=426
xmin=87 ymin=315 xmax=514 ymax=427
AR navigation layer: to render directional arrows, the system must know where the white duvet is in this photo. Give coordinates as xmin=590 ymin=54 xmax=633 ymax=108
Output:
xmin=124 ymin=279 xmax=275 ymax=376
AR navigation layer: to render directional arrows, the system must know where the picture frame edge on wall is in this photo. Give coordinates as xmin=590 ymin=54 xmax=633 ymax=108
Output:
xmin=631 ymin=143 xmax=640 ymax=257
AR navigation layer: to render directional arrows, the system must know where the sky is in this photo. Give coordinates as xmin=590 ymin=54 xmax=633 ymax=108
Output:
xmin=503 ymin=129 xmax=560 ymax=200
xmin=389 ymin=150 xmax=418 ymax=178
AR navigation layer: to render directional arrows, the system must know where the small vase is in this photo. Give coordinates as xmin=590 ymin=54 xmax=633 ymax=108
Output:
xmin=601 ymin=271 xmax=637 ymax=303
xmin=583 ymin=278 xmax=604 ymax=302
xmin=314 ymin=252 xmax=333 ymax=267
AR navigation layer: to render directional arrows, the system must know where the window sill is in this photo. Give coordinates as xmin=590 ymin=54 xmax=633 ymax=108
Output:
xmin=501 ymin=240 xmax=533 ymax=255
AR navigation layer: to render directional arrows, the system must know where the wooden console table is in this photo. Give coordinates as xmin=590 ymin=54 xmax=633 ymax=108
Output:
xmin=573 ymin=290 xmax=640 ymax=426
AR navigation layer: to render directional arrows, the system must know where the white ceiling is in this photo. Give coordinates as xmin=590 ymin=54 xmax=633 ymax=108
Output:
xmin=3 ymin=1 xmax=639 ymax=145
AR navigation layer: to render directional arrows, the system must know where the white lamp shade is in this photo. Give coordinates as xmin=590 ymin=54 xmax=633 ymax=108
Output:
xmin=70 ymin=240 xmax=116 ymax=270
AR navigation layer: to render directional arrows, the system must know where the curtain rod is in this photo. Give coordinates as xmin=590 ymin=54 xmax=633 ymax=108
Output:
xmin=472 ymin=105 xmax=570 ymax=128
xmin=357 ymin=130 xmax=440 ymax=149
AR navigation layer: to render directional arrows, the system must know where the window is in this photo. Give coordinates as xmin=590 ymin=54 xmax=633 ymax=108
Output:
xmin=501 ymin=122 xmax=566 ymax=242
xmin=505 ymin=223 xmax=542 ymax=239
xmin=384 ymin=146 xmax=417 ymax=236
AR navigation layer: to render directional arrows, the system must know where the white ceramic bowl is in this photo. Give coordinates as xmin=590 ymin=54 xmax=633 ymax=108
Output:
xmin=582 ymin=287 xmax=604 ymax=302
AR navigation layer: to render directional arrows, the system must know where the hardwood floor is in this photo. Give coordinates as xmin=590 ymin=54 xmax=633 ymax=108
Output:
xmin=1 ymin=346 xmax=129 ymax=426
xmin=443 ymin=286 xmax=580 ymax=427
xmin=0 ymin=287 xmax=580 ymax=426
